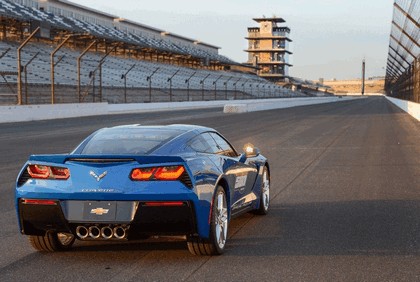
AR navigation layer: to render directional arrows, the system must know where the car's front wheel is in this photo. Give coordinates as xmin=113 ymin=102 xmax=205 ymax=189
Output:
xmin=29 ymin=231 xmax=75 ymax=252
xmin=187 ymin=185 xmax=228 ymax=255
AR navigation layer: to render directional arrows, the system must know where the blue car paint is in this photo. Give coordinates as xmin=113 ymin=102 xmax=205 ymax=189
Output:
xmin=15 ymin=124 xmax=268 ymax=240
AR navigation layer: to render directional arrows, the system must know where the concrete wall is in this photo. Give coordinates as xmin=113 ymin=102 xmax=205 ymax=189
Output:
xmin=223 ymin=97 xmax=362 ymax=113
xmin=385 ymin=96 xmax=420 ymax=121
xmin=0 ymin=103 xmax=108 ymax=123
xmin=0 ymin=96 xmax=362 ymax=124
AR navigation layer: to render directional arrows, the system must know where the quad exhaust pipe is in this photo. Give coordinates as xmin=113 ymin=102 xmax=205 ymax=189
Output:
xmin=113 ymin=226 xmax=126 ymax=239
xmin=101 ymin=226 xmax=113 ymax=239
xmin=76 ymin=225 xmax=128 ymax=240
xmin=88 ymin=226 xmax=101 ymax=239
xmin=76 ymin=226 xmax=89 ymax=239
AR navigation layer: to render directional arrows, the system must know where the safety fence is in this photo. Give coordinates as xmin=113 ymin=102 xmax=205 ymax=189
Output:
xmin=385 ymin=0 xmax=420 ymax=103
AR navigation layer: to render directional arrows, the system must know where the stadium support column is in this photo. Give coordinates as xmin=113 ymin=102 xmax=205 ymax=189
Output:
xmin=200 ymin=74 xmax=211 ymax=101
xmin=168 ymin=69 xmax=180 ymax=102
xmin=185 ymin=71 xmax=197 ymax=101
xmin=224 ymin=77 xmax=233 ymax=100
xmin=256 ymin=82 xmax=263 ymax=98
xmin=77 ymin=40 xmax=97 ymax=103
xmin=17 ymin=27 xmax=40 ymax=105
xmin=232 ymin=78 xmax=241 ymax=100
xmin=147 ymin=67 xmax=160 ymax=102
xmin=213 ymin=75 xmax=223 ymax=100
xmin=122 ymin=64 xmax=136 ymax=103
xmin=51 ymin=35 xmax=73 ymax=104
xmin=97 ymin=43 xmax=121 ymax=103
xmin=23 ymin=52 xmax=39 ymax=104
xmin=242 ymin=79 xmax=250 ymax=99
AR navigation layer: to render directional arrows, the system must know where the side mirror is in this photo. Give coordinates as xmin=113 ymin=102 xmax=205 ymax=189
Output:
xmin=243 ymin=143 xmax=260 ymax=158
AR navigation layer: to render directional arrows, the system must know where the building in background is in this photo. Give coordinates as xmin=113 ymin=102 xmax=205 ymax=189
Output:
xmin=245 ymin=17 xmax=292 ymax=82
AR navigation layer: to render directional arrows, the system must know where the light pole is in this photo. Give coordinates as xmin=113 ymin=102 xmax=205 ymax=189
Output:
xmin=361 ymin=59 xmax=365 ymax=95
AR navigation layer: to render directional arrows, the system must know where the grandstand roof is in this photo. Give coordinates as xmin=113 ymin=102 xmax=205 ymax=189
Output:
xmin=47 ymin=0 xmax=220 ymax=49
xmin=115 ymin=18 xmax=220 ymax=49
xmin=50 ymin=0 xmax=117 ymax=19
xmin=0 ymin=0 xmax=234 ymax=64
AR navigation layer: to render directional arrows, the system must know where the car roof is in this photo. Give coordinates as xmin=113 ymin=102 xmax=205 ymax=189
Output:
xmin=109 ymin=124 xmax=212 ymax=132
xmin=71 ymin=124 xmax=224 ymax=156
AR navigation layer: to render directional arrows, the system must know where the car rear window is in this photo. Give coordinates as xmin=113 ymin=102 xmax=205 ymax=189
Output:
xmin=80 ymin=128 xmax=183 ymax=155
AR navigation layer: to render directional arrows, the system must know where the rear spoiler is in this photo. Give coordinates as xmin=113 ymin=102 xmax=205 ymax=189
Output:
xmin=28 ymin=154 xmax=185 ymax=165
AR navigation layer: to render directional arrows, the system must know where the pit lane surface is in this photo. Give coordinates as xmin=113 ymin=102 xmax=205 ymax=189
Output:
xmin=1 ymin=96 xmax=419 ymax=281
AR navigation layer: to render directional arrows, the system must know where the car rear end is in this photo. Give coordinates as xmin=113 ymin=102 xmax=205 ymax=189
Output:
xmin=15 ymin=155 xmax=204 ymax=241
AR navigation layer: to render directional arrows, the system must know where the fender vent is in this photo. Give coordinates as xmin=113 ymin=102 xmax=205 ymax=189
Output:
xmin=179 ymin=171 xmax=193 ymax=188
xmin=17 ymin=167 xmax=31 ymax=186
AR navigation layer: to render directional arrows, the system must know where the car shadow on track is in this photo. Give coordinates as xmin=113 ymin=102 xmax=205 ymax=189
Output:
xmin=227 ymin=200 xmax=420 ymax=257
xmin=71 ymin=237 xmax=188 ymax=252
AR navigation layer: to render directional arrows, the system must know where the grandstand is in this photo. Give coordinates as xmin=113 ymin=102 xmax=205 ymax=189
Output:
xmin=0 ymin=0 xmax=300 ymax=105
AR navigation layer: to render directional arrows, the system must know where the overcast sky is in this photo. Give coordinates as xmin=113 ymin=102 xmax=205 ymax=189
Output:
xmin=71 ymin=0 xmax=394 ymax=80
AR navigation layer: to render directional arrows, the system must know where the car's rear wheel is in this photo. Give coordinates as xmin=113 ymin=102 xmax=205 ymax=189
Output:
xmin=29 ymin=231 xmax=75 ymax=252
xmin=254 ymin=166 xmax=270 ymax=215
xmin=187 ymin=186 xmax=228 ymax=255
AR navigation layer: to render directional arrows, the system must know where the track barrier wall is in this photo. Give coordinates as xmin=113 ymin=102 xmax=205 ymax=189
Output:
xmin=1 ymin=97 xmax=362 ymax=124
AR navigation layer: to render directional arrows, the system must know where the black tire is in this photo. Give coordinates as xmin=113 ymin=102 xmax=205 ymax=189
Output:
xmin=29 ymin=231 xmax=75 ymax=252
xmin=187 ymin=186 xmax=228 ymax=255
xmin=254 ymin=166 xmax=270 ymax=215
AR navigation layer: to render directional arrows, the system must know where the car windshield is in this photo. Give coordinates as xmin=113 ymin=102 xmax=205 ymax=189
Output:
xmin=80 ymin=127 xmax=183 ymax=155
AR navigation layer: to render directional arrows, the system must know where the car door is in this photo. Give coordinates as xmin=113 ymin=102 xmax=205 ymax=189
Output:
xmin=207 ymin=132 xmax=259 ymax=213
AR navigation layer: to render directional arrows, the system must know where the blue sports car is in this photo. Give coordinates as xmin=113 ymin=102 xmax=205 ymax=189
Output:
xmin=15 ymin=124 xmax=270 ymax=255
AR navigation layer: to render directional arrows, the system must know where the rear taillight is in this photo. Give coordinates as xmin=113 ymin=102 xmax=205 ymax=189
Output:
xmin=27 ymin=165 xmax=49 ymax=179
xmin=154 ymin=166 xmax=185 ymax=180
xmin=131 ymin=167 xmax=156 ymax=180
xmin=131 ymin=165 xmax=185 ymax=181
xmin=50 ymin=166 xmax=70 ymax=180
xmin=27 ymin=165 xmax=70 ymax=180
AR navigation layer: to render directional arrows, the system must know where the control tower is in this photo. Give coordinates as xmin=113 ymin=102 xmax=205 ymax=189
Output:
xmin=246 ymin=17 xmax=292 ymax=82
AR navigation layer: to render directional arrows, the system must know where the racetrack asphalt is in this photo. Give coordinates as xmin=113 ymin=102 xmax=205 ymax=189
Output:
xmin=0 ymin=96 xmax=419 ymax=281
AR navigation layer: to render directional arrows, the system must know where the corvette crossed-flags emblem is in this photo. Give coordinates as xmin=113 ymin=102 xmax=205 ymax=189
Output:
xmin=89 ymin=170 xmax=107 ymax=182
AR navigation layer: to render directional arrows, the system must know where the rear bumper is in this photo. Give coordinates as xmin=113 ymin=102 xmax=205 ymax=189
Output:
xmin=18 ymin=199 xmax=200 ymax=239
xmin=16 ymin=179 xmax=213 ymax=238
